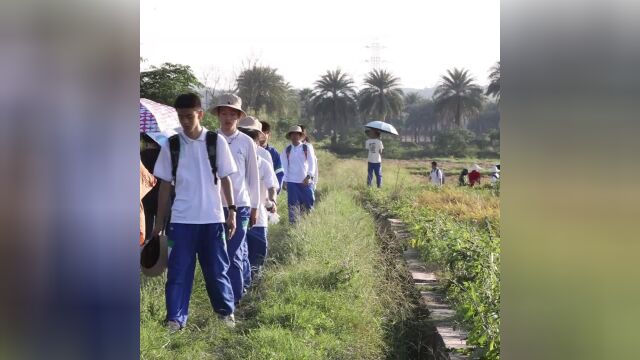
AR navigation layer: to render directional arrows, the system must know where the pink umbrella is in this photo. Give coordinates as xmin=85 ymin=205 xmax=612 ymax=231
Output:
xmin=139 ymin=98 xmax=181 ymax=143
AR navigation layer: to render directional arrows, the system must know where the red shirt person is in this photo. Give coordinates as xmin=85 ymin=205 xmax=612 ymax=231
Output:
xmin=468 ymin=164 xmax=482 ymax=186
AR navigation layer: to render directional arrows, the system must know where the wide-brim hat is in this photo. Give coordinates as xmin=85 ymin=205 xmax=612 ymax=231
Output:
xmin=238 ymin=116 xmax=263 ymax=134
xmin=140 ymin=234 xmax=168 ymax=277
xmin=470 ymin=164 xmax=482 ymax=172
xmin=285 ymin=125 xmax=303 ymax=139
xmin=211 ymin=94 xmax=247 ymax=117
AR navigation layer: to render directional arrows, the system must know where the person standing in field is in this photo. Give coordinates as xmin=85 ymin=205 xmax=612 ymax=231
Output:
xmin=281 ymin=125 xmax=317 ymax=223
xmin=429 ymin=161 xmax=444 ymax=187
xmin=298 ymin=124 xmax=319 ymax=190
xmin=238 ymin=117 xmax=279 ymax=282
xmin=469 ymin=164 xmax=482 ymax=186
xmin=152 ymin=93 xmax=238 ymax=331
xmin=365 ymin=128 xmax=383 ymax=188
xmin=213 ymin=94 xmax=261 ymax=305
xmin=259 ymin=120 xmax=285 ymax=193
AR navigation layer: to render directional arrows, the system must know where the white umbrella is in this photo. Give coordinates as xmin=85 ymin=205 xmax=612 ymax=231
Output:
xmin=364 ymin=120 xmax=399 ymax=136
xmin=140 ymin=98 xmax=181 ymax=144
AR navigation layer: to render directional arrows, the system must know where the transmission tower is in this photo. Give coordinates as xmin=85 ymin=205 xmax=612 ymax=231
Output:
xmin=366 ymin=40 xmax=385 ymax=70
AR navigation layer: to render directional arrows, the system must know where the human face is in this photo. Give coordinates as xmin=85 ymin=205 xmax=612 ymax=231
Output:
xmin=289 ymin=132 xmax=302 ymax=145
xmin=217 ymin=107 xmax=242 ymax=132
xmin=176 ymin=108 xmax=203 ymax=134
xmin=258 ymin=132 xmax=267 ymax=147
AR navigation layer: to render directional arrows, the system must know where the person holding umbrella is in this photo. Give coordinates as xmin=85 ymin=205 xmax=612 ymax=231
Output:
xmin=365 ymin=128 xmax=384 ymax=188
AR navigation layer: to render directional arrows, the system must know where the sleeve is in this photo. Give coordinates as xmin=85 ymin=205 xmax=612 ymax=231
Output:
xmin=280 ymin=147 xmax=288 ymax=183
xmin=271 ymin=148 xmax=284 ymax=175
xmin=152 ymin=139 xmax=173 ymax=182
xmin=379 ymin=140 xmax=384 ymax=150
xmin=262 ymin=159 xmax=279 ymax=190
xmin=364 ymin=140 xmax=369 ymax=149
xmin=215 ymin=135 xmax=238 ymax=178
xmin=246 ymin=141 xmax=261 ymax=209
xmin=306 ymin=144 xmax=316 ymax=178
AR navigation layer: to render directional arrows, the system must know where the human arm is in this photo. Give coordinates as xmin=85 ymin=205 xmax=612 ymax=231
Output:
xmin=220 ymin=175 xmax=236 ymax=239
xmin=151 ymin=180 xmax=172 ymax=237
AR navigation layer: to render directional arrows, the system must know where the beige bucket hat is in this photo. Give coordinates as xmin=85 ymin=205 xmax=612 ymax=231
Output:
xmin=140 ymin=234 xmax=168 ymax=277
xmin=238 ymin=116 xmax=263 ymax=134
xmin=470 ymin=164 xmax=482 ymax=172
xmin=286 ymin=125 xmax=303 ymax=140
xmin=211 ymin=93 xmax=247 ymax=117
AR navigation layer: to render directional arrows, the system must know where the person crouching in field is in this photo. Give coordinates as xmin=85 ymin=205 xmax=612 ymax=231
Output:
xmin=281 ymin=125 xmax=317 ymax=223
xmin=430 ymin=161 xmax=444 ymax=187
xmin=365 ymin=128 xmax=383 ymax=188
xmin=238 ymin=116 xmax=279 ymax=282
xmin=458 ymin=168 xmax=469 ymax=186
xmin=213 ymin=94 xmax=261 ymax=305
xmin=469 ymin=164 xmax=482 ymax=186
xmin=152 ymin=93 xmax=237 ymax=331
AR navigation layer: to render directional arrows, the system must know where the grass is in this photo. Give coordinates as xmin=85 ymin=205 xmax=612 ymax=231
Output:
xmin=140 ymin=147 xmax=443 ymax=359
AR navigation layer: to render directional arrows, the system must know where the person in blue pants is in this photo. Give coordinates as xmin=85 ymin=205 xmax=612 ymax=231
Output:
xmin=281 ymin=125 xmax=317 ymax=224
xmin=259 ymin=120 xmax=285 ymax=193
xmin=365 ymin=128 xmax=384 ymax=188
xmin=152 ymin=93 xmax=238 ymax=331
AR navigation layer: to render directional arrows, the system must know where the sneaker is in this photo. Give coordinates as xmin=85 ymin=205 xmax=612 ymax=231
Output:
xmin=219 ymin=313 xmax=236 ymax=328
xmin=166 ymin=320 xmax=182 ymax=333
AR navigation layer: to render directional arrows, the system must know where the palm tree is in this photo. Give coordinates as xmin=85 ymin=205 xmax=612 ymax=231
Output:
xmin=299 ymin=88 xmax=314 ymax=122
xmin=358 ymin=69 xmax=404 ymax=122
xmin=236 ymin=65 xmax=290 ymax=115
xmin=486 ymin=61 xmax=501 ymax=101
xmin=403 ymin=92 xmax=423 ymax=107
xmin=433 ymin=68 xmax=484 ymax=128
xmin=311 ymin=69 xmax=357 ymax=144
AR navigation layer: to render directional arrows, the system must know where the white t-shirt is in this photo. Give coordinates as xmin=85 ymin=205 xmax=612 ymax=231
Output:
xmin=217 ymin=129 xmax=261 ymax=209
xmin=153 ymin=129 xmax=237 ymax=224
xmin=430 ymin=168 xmax=443 ymax=186
xmin=255 ymin=156 xmax=279 ymax=228
xmin=281 ymin=142 xmax=317 ymax=184
xmin=257 ymin=146 xmax=273 ymax=167
xmin=365 ymin=139 xmax=384 ymax=163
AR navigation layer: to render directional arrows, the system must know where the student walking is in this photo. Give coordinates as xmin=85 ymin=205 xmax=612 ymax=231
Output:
xmin=152 ymin=93 xmax=238 ymax=331
xmin=259 ymin=121 xmax=284 ymax=193
xmin=281 ymin=125 xmax=317 ymax=224
xmin=212 ymin=94 xmax=261 ymax=304
xmin=430 ymin=161 xmax=444 ymax=186
xmin=238 ymin=117 xmax=279 ymax=282
xmin=365 ymin=129 xmax=384 ymax=188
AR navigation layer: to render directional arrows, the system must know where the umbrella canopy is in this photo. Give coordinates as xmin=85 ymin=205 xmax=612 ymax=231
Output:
xmin=140 ymin=98 xmax=181 ymax=144
xmin=364 ymin=120 xmax=399 ymax=136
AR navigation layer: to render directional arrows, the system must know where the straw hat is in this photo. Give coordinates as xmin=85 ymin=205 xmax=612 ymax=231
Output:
xmin=470 ymin=164 xmax=482 ymax=172
xmin=140 ymin=234 xmax=168 ymax=277
xmin=211 ymin=94 xmax=247 ymax=117
xmin=238 ymin=116 xmax=263 ymax=134
xmin=285 ymin=125 xmax=303 ymax=139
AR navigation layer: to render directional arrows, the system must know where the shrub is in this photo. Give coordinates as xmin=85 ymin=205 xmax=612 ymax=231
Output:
xmin=434 ymin=129 xmax=474 ymax=157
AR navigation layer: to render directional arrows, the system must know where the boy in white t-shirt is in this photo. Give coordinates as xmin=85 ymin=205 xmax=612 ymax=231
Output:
xmin=212 ymin=94 xmax=261 ymax=305
xmin=430 ymin=161 xmax=444 ymax=186
xmin=152 ymin=93 xmax=238 ymax=331
xmin=238 ymin=117 xmax=279 ymax=283
xmin=365 ymin=129 xmax=384 ymax=188
xmin=281 ymin=125 xmax=317 ymax=223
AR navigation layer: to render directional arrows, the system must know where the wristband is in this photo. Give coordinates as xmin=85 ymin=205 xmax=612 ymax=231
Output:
xmin=228 ymin=205 xmax=237 ymax=212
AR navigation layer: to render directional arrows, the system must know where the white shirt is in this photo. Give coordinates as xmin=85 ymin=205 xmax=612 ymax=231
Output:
xmin=491 ymin=173 xmax=500 ymax=183
xmin=281 ymin=142 xmax=317 ymax=184
xmin=365 ymin=139 xmax=384 ymax=163
xmin=257 ymin=146 xmax=273 ymax=167
xmin=153 ymin=128 xmax=237 ymax=224
xmin=217 ymin=129 xmax=261 ymax=209
xmin=255 ymin=156 xmax=279 ymax=228
xmin=430 ymin=168 xmax=443 ymax=186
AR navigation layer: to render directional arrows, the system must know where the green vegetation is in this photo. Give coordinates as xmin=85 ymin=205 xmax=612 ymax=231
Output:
xmin=362 ymin=166 xmax=500 ymax=359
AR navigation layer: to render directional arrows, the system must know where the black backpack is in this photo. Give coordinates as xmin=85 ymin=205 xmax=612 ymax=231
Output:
xmin=168 ymin=131 xmax=219 ymax=184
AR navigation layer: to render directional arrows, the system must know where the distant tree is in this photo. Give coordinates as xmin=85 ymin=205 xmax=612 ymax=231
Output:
xmin=486 ymin=61 xmax=501 ymax=101
xmin=299 ymin=88 xmax=314 ymax=122
xmin=403 ymin=92 xmax=424 ymax=107
xmin=311 ymin=69 xmax=358 ymax=144
xmin=358 ymin=69 xmax=404 ymax=122
xmin=406 ymin=100 xmax=438 ymax=143
xmin=140 ymin=63 xmax=202 ymax=105
xmin=236 ymin=65 xmax=290 ymax=116
xmin=433 ymin=68 xmax=484 ymax=127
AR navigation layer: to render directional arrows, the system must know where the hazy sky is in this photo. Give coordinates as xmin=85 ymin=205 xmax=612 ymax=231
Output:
xmin=141 ymin=0 xmax=499 ymax=90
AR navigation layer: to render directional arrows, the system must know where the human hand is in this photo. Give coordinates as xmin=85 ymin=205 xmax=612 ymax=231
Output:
xmin=226 ymin=213 xmax=236 ymax=239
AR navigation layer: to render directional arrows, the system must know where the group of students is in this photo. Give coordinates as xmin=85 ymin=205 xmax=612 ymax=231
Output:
xmin=139 ymin=92 xmax=318 ymax=331
xmin=458 ymin=164 xmax=500 ymax=186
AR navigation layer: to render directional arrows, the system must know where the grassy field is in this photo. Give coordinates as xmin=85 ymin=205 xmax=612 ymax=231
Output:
xmin=140 ymin=147 xmax=445 ymax=359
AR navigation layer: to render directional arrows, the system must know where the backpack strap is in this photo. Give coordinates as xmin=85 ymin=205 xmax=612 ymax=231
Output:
xmin=205 ymin=131 xmax=218 ymax=185
xmin=302 ymin=143 xmax=308 ymax=160
xmin=168 ymin=134 xmax=180 ymax=180
xmin=285 ymin=144 xmax=292 ymax=165
xmin=285 ymin=143 xmax=308 ymax=165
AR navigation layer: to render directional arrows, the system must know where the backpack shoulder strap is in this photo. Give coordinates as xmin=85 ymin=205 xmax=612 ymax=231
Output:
xmin=285 ymin=144 xmax=292 ymax=164
xmin=168 ymin=134 xmax=180 ymax=179
xmin=205 ymin=131 xmax=218 ymax=185
xmin=302 ymin=143 xmax=308 ymax=160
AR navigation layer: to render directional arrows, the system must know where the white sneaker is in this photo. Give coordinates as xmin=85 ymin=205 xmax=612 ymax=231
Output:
xmin=167 ymin=320 xmax=182 ymax=333
xmin=219 ymin=313 xmax=236 ymax=328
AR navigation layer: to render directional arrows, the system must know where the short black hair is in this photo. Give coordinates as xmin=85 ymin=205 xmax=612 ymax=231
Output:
xmin=431 ymin=161 xmax=437 ymax=166
xmin=174 ymin=93 xmax=202 ymax=109
xmin=260 ymin=121 xmax=271 ymax=133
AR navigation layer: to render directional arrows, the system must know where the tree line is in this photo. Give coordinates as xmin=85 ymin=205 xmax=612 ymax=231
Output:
xmin=140 ymin=61 xmax=500 ymax=147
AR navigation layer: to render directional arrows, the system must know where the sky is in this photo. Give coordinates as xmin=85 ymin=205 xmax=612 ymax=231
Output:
xmin=140 ymin=0 xmax=499 ymax=90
